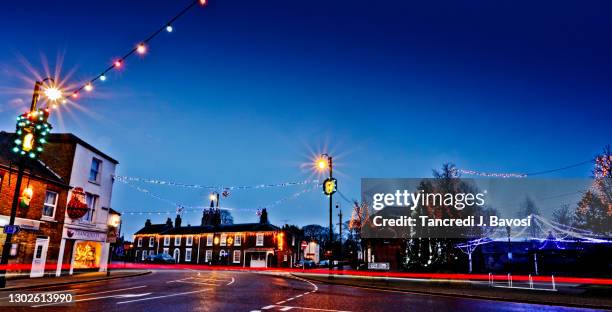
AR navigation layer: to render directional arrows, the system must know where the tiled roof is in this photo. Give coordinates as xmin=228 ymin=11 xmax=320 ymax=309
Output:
xmin=134 ymin=223 xmax=280 ymax=236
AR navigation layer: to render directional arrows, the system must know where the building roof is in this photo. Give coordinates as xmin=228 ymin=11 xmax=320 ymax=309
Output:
xmin=47 ymin=133 xmax=119 ymax=164
xmin=134 ymin=223 xmax=172 ymax=235
xmin=134 ymin=222 xmax=280 ymax=236
xmin=0 ymin=131 xmax=68 ymax=187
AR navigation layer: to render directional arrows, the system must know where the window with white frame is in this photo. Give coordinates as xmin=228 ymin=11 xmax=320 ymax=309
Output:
xmin=186 ymin=236 xmax=193 ymax=246
xmin=82 ymin=193 xmax=98 ymax=222
xmin=42 ymin=191 xmax=58 ymax=218
xmin=256 ymin=233 xmax=264 ymax=246
xmin=135 ymin=250 xmax=140 ymax=260
xmin=142 ymin=250 xmax=147 ymax=260
xmin=173 ymin=249 xmax=180 ymax=262
xmin=89 ymin=158 xmax=102 ymax=183
xmin=164 ymin=236 xmax=170 ymax=246
xmin=205 ymin=250 xmax=212 ymax=262
xmin=137 ymin=237 xmax=143 ymax=247
xmin=174 ymin=236 xmax=181 ymax=246
xmin=233 ymin=250 xmax=241 ymax=263
xmin=234 ymin=235 xmax=241 ymax=246
xmin=163 ymin=248 xmax=169 ymax=255
xmin=185 ymin=248 xmax=192 ymax=262
xmin=149 ymin=237 xmax=155 ymax=247
xmin=219 ymin=249 xmax=227 ymax=260
xmin=206 ymin=234 xmax=213 ymax=246
xmin=220 ymin=233 xmax=227 ymax=246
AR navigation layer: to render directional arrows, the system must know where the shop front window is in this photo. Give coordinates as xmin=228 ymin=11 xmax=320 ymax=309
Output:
xmin=73 ymin=241 xmax=102 ymax=269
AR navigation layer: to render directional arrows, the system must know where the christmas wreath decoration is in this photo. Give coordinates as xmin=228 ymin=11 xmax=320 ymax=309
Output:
xmin=67 ymin=187 xmax=89 ymax=219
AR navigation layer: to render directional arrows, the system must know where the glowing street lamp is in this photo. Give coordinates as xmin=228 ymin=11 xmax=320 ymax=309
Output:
xmin=0 ymin=77 xmax=60 ymax=288
xmin=315 ymin=153 xmax=336 ymax=275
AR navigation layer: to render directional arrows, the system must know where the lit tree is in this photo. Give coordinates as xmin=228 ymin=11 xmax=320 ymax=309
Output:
xmin=552 ymin=204 xmax=573 ymax=226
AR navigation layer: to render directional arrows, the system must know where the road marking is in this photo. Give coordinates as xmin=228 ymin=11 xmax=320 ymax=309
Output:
xmin=296 ymin=294 xmax=303 ymax=298
xmin=276 ymin=301 xmax=286 ymax=304
xmin=264 ymin=305 xmax=352 ymax=312
xmin=286 ymin=297 xmax=295 ymax=301
xmin=169 ymin=279 xmax=220 ymax=286
xmin=227 ymin=277 xmax=235 ymax=285
xmin=32 ymin=290 xmax=150 ymax=307
xmin=116 ymin=288 xmax=210 ymax=304
xmin=75 ymin=285 xmax=148 ymax=297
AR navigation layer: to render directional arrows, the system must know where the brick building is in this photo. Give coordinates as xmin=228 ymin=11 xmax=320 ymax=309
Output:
xmin=133 ymin=209 xmax=297 ymax=268
xmin=0 ymin=132 xmax=70 ymax=278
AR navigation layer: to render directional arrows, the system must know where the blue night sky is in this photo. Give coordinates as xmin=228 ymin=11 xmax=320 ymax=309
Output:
xmin=0 ymin=0 xmax=610 ymax=237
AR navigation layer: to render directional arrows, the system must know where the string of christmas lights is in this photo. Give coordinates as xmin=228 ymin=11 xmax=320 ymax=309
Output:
xmin=50 ymin=0 xmax=208 ymax=107
xmin=118 ymin=180 xmax=317 ymax=215
xmin=457 ymin=158 xmax=595 ymax=178
xmin=114 ymin=175 xmax=320 ymax=190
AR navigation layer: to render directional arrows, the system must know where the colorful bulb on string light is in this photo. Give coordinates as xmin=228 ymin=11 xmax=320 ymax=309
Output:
xmin=166 ymin=25 xmax=173 ymax=33
xmin=84 ymin=83 xmax=93 ymax=92
xmin=100 ymin=74 xmax=106 ymax=81
xmin=137 ymin=43 xmax=147 ymax=54
xmin=72 ymin=92 xmax=79 ymax=99
xmin=199 ymin=0 xmax=207 ymax=6
xmin=114 ymin=60 xmax=123 ymax=68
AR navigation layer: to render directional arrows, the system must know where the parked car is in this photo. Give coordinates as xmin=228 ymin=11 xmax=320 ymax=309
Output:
xmin=296 ymin=259 xmax=316 ymax=268
xmin=318 ymin=260 xmax=330 ymax=267
xmin=144 ymin=253 xmax=176 ymax=264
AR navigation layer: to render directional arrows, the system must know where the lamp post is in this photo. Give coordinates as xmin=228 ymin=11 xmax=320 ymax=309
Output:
xmin=316 ymin=154 xmax=336 ymax=277
xmin=106 ymin=211 xmax=121 ymax=277
xmin=0 ymin=78 xmax=60 ymax=288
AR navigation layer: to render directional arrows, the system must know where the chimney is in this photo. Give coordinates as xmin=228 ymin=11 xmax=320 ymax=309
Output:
xmin=145 ymin=219 xmax=152 ymax=227
xmin=175 ymin=214 xmax=182 ymax=228
xmin=166 ymin=217 xmax=173 ymax=227
xmin=259 ymin=208 xmax=269 ymax=224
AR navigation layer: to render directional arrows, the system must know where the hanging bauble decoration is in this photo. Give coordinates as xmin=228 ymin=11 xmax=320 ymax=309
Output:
xmin=67 ymin=187 xmax=89 ymax=219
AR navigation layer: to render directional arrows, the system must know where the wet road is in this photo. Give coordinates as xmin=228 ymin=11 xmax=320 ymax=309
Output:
xmin=0 ymin=270 xmax=600 ymax=312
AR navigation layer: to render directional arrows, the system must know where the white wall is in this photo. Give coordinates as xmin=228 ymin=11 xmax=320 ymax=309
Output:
xmin=64 ymin=143 xmax=117 ymax=230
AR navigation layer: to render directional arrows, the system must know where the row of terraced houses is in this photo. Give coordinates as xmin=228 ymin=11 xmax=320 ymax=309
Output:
xmin=132 ymin=209 xmax=299 ymax=268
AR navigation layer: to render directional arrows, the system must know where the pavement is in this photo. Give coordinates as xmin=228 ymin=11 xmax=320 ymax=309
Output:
xmin=1 ymin=270 xmax=151 ymax=291
xmin=0 ymin=269 xmax=606 ymax=312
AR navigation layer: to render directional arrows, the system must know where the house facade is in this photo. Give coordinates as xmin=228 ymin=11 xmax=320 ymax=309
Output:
xmin=0 ymin=131 xmax=70 ymax=278
xmin=39 ymin=133 xmax=119 ymax=276
xmin=133 ymin=209 xmax=297 ymax=268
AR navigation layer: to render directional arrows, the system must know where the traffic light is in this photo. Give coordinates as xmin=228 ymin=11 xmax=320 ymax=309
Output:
xmin=323 ymin=177 xmax=337 ymax=196
xmin=12 ymin=109 xmax=52 ymax=159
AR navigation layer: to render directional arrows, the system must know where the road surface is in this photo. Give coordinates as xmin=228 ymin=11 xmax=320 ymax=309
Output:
xmin=0 ymin=270 xmax=599 ymax=311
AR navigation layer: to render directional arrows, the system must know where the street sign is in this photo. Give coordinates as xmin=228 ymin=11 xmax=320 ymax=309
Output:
xmin=3 ymin=225 xmax=21 ymax=235
xmin=367 ymin=262 xmax=390 ymax=270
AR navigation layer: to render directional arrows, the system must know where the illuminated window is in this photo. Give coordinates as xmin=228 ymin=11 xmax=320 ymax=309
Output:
xmin=185 ymin=248 xmax=192 ymax=262
xmin=205 ymin=250 xmax=212 ymax=262
xmin=149 ymin=237 xmax=154 ymax=247
xmin=73 ymin=241 xmax=102 ymax=269
xmin=234 ymin=235 xmax=241 ymax=246
xmin=206 ymin=234 xmax=213 ymax=246
xmin=186 ymin=236 xmax=193 ymax=246
xmin=42 ymin=191 xmax=58 ymax=218
xmin=137 ymin=237 xmax=142 ymax=247
xmin=233 ymin=250 xmax=241 ymax=263
xmin=164 ymin=236 xmax=170 ymax=246
xmin=256 ymin=233 xmax=264 ymax=246
xmin=220 ymin=234 xmax=227 ymax=246
xmin=89 ymin=158 xmax=102 ymax=182
xmin=174 ymin=236 xmax=181 ymax=246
